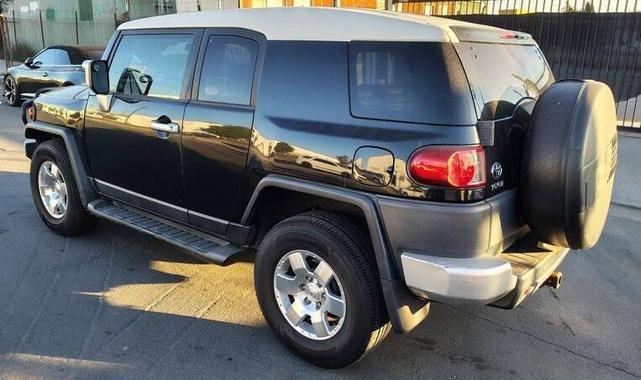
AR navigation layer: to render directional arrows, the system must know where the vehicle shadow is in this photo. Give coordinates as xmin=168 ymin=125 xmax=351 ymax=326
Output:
xmin=1 ymin=171 xmax=639 ymax=379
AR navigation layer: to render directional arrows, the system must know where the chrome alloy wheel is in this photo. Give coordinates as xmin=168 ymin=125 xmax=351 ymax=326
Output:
xmin=37 ymin=161 xmax=68 ymax=219
xmin=274 ymin=250 xmax=346 ymax=340
xmin=3 ymin=76 xmax=16 ymax=104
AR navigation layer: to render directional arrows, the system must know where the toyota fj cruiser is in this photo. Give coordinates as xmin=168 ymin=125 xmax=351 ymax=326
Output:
xmin=21 ymin=8 xmax=618 ymax=368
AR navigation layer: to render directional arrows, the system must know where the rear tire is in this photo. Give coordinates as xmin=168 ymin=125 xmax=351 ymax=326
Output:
xmin=255 ymin=211 xmax=391 ymax=368
xmin=30 ymin=139 xmax=97 ymax=236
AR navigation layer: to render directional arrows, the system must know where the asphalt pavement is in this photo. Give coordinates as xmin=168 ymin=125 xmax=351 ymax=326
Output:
xmin=1 ymin=100 xmax=640 ymax=379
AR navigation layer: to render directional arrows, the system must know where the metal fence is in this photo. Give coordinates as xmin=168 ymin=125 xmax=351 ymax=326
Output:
xmin=1 ymin=0 xmax=640 ymax=127
xmin=394 ymin=0 xmax=641 ymax=128
xmin=442 ymin=1 xmax=641 ymax=128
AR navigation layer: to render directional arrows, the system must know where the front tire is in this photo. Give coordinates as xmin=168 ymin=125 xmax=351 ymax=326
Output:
xmin=4 ymin=75 xmax=21 ymax=107
xmin=30 ymin=139 xmax=97 ymax=236
xmin=255 ymin=211 xmax=391 ymax=368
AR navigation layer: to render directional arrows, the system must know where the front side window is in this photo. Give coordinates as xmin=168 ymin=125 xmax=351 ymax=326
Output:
xmin=33 ymin=49 xmax=62 ymax=65
xmin=198 ymin=35 xmax=258 ymax=105
xmin=109 ymin=34 xmax=195 ymax=99
xmin=349 ymin=42 xmax=476 ymax=125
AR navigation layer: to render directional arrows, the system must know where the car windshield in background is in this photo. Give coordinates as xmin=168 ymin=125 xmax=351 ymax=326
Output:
xmin=348 ymin=42 xmax=477 ymax=126
xmin=455 ymin=43 xmax=555 ymax=120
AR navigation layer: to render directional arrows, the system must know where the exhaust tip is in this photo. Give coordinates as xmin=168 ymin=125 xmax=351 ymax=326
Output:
xmin=544 ymin=271 xmax=563 ymax=289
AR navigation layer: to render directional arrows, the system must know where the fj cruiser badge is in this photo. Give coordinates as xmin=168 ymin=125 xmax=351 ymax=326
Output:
xmin=490 ymin=162 xmax=503 ymax=180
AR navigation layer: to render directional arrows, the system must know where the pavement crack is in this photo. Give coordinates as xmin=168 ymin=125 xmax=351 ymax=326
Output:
xmin=89 ymin=281 xmax=185 ymax=359
xmin=0 ymin=238 xmax=69 ymax=374
xmin=449 ymin=306 xmax=640 ymax=378
xmin=78 ymin=242 xmax=115 ymax=359
xmin=16 ymin=238 xmax=69 ymax=352
xmin=143 ymin=294 xmax=222 ymax=378
xmin=0 ymin=244 xmax=39 ymax=316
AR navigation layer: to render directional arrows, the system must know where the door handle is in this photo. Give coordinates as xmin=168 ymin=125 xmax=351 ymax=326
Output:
xmin=150 ymin=120 xmax=180 ymax=134
xmin=42 ymin=72 xmax=48 ymax=77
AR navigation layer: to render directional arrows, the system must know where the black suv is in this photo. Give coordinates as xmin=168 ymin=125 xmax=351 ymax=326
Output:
xmin=22 ymin=8 xmax=618 ymax=368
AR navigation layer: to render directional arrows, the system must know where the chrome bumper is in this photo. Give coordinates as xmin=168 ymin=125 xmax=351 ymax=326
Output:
xmin=401 ymin=245 xmax=570 ymax=306
xmin=401 ymin=253 xmax=517 ymax=304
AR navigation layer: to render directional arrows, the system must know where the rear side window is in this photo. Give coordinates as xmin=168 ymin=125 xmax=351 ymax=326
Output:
xmin=198 ymin=35 xmax=258 ymax=105
xmin=109 ymin=34 xmax=195 ymax=99
xmin=349 ymin=42 xmax=476 ymax=125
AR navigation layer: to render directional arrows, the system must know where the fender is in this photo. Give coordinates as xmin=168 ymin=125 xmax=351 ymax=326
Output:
xmin=24 ymin=121 xmax=98 ymax=206
xmin=241 ymin=175 xmax=430 ymax=334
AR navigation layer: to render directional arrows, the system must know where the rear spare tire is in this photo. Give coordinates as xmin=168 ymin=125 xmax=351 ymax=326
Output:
xmin=521 ymin=80 xmax=618 ymax=250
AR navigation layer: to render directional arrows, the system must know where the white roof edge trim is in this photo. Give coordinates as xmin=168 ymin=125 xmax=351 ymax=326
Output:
xmin=117 ymin=8 xmax=506 ymax=43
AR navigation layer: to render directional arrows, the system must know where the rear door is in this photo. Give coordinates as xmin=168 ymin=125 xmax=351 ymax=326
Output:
xmin=84 ymin=30 xmax=202 ymax=223
xmin=182 ymin=30 xmax=263 ymax=230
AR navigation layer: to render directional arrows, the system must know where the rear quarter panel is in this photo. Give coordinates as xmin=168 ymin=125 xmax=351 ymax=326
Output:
xmin=238 ymin=41 xmax=481 ymax=220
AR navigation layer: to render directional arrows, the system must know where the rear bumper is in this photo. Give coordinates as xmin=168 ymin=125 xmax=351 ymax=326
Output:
xmin=376 ymin=189 xmax=570 ymax=307
xmin=401 ymin=253 xmax=517 ymax=304
xmin=377 ymin=189 xmax=527 ymax=260
xmin=401 ymin=237 xmax=569 ymax=307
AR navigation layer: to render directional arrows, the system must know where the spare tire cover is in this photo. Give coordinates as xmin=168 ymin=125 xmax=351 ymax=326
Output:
xmin=521 ymin=80 xmax=618 ymax=250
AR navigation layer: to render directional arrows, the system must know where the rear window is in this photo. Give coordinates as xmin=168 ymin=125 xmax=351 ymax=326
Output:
xmin=455 ymin=43 xmax=555 ymax=120
xmin=349 ymin=42 xmax=476 ymax=125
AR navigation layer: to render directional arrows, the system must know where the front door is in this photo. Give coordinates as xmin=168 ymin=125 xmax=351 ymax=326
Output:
xmin=182 ymin=31 xmax=262 ymax=228
xmin=84 ymin=30 xmax=202 ymax=223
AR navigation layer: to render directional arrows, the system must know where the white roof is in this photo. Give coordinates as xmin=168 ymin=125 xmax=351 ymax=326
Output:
xmin=118 ymin=7 xmax=503 ymax=42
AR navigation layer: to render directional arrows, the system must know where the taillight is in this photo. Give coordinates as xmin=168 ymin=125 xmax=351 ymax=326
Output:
xmin=408 ymin=145 xmax=486 ymax=189
xmin=27 ymin=105 xmax=35 ymax=121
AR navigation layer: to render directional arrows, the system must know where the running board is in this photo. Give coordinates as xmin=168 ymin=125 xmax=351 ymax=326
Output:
xmin=87 ymin=200 xmax=250 ymax=266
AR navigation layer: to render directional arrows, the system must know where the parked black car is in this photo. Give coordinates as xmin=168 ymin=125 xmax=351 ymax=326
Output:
xmin=21 ymin=8 xmax=618 ymax=368
xmin=3 ymin=45 xmax=103 ymax=106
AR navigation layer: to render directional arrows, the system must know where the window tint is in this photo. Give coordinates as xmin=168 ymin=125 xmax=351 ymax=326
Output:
xmin=34 ymin=49 xmax=62 ymax=65
xmin=109 ymin=34 xmax=195 ymax=99
xmin=198 ymin=35 xmax=258 ymax=105
xmin=349 ymin=42 xmax=475 ymax=125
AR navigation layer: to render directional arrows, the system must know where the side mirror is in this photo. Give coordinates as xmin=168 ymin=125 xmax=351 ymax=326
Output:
xmin=24 ymin=57 xmax=34 ymax=67
xmin=82 ymin=60 xmax=109 ymax=95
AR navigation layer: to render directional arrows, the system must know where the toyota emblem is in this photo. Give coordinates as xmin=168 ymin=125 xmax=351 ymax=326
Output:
xmin=491 ymin=162 xmax=503 ymax=180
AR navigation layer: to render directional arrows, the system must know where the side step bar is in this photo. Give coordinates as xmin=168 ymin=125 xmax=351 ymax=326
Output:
xmin=87 ymin=200 xmax=250 ymax=266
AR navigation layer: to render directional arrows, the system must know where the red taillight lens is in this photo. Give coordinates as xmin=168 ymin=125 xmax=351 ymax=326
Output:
xmin=408 ymin=145 xmax=486 ymax=188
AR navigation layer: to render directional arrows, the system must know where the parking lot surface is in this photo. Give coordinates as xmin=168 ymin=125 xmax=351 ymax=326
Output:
xmin=1 ymin=101 xmax=640 ymax=379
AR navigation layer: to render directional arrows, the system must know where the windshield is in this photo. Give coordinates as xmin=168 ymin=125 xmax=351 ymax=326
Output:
xmin=455 ymin=43 xmax=555 ymax=120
